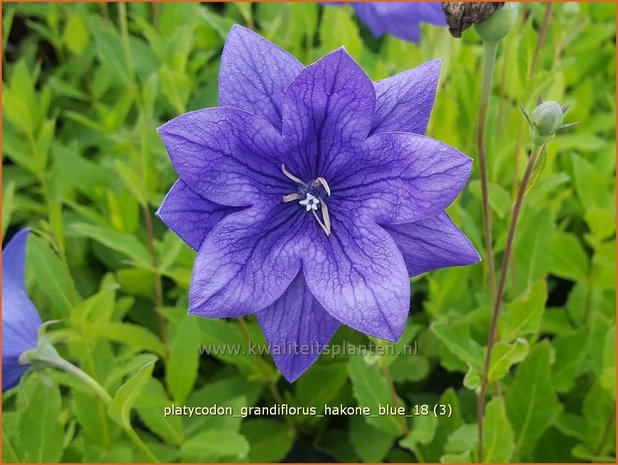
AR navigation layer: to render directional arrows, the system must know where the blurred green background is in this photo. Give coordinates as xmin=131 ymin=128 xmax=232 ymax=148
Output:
xmin=2 ymin=2 xmax=616 ymax=463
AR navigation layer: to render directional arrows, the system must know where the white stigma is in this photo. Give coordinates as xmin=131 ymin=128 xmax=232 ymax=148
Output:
xmin=299 ymin=193 xmax=320 ymax=211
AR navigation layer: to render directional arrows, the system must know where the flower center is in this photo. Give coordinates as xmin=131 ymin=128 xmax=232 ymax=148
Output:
xmin=281 ymin=164 xmax=332 ymax=236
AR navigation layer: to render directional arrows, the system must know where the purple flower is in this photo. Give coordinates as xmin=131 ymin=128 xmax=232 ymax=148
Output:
xmin=347 ymin=2 xmax=447 ymax=43
xmin=2 ymin=229 xmax=42 ymax=391
xmin=157 ymin=26 xmax=479 ymax=381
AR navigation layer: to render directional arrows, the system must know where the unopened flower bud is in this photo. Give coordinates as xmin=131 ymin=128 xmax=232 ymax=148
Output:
xmin=474 ymin=2 xmax=519 ymax=42
xmin=532 ymin=101 xmax=563 ymax=135
xmin=521 ymin=99 xmax=575 ymax=146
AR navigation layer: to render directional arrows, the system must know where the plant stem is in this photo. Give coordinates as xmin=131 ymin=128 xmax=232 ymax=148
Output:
xmin=530 ymin=3 xmax=552 ymax=74
xmin=476 ymin=144 xmax=543 ymax=462
xmin=142 ymin=204 xmax=166 ymax=342
xmin=47 ymin=355 xmax=159 ymax=462
xmin=477 ymin=40 xmax=499 ymax=302
xmin=380 ymin=361 xmax=409 ymax=436
xmin=512 ymin=3 xmax=551 ymax=199
xmin=47 ymin=356 xmax=112 ymax=404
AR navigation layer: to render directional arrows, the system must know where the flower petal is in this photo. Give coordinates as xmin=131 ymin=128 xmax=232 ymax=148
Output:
xmin=352 ymin=3 xmax=446 ymax=42
xmin=256 ymin=270 xmax=340 ymax=382
xmin=303 ymin=215 xmax=410 ymax=341
xmin=353 ymin=3 xmax=420 ymax=41
xmin=332 ymin=132 xmax=472 ymax=225
xmin=189 ymin=202 xmax=309 ymax=318
xmin=372 ymin=60 xmax=441 ymax=135
xmin=158 ymin=108 xmax=289 ymax=207
xmin=2 ymin=229 xmax=41 ymax=391
xmin=156 ymin=179 xmax=241 ymax=251
xmin=385 ymin=212 xmax=481 ymax=276
xmin=3 ymin=228 xmax=29 ymax=287
xmin=2 ymin=361 xmax=27 ymax=391
xmin=2 ymin=229 xmax=41 ymax=337
xmin=281 ymin=48 xmax=376 ymax=179
xmin=219 ymin=25 xmax=304 ymax=130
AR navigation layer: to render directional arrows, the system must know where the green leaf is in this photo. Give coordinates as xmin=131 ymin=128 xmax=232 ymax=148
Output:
xmin=2 ymin=181 xmax=15 ymax=239
xmin=431 ymin=320 xmax=483 ymax=373
xmin=501 ymin=280 xmax=547 ymax=340
xmin=487 ymin=338 xmax=529 ymax=383
xmin=580 ymin=381 xmax=615 ymax=455
xmin=350 ymin=416 xmax=396 ymax=463
xmin=399 ymin=415 xmax=438 ymax=449
xmin=135 ymin=379 xmax=184 ymax=445
xmin=468 ymin=180 xmax=513 ymax=219
xmin=483 ymin=399 xmax=515 ymax=462
xmin=505 ymin=342 xmax=561 ymax=458
xmin=94 ymin=321 xmax=165 ymax=357
xmin=512 ymin=208 xmax=555 ymax=294
xmin=444 ymin=423 xmax=477 ymax=455
xmin=319 ymin=6 xmax=362 ymax=59
xmin=63 ymin=14 xmax=89 ymax=55
xmin=27 ymin=235 xmax=77 ymax=315
xmin=550 ymin=232 xmax=590 ymax=281
xmin=16 ymin=375 xmax=65 ymax=462
xmin=551 ymin=328 xmax=589 ymax=393
xmin=181 ymin=430 xmax=249 ymax=461
xmin=69 ymin=223 xmax=151 ymax=266
xmin=571 ymin=154 xmax=609 ymax=209
xmin=295 ymin=362 xmax=348 ymax=408
xmin=584 ymin=207 xmax=616 ymax=240
xmin=241 ymin=419 xmax=295 ymax=462
xmin=166 ymin=314 xmax=201 ymax=403
xmin=349 ymin=356 xmax=405 ymax=436
xmin=108 ymin=356 xmax=157 ymax=430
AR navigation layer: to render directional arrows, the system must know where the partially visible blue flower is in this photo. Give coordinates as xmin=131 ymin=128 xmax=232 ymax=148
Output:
xmin=2 ymin=229 xmax=41 ymax=391
xmin=332 ymin=2 xmax=447 ymax=43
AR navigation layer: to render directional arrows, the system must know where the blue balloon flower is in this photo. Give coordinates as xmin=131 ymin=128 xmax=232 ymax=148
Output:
xmin=157 ymin=26 xmax=479 ymax=381
xmin=2 ymin=229 xmax=42 ymax=391
xmin=331 ymin=2 xmax=447 ymax=43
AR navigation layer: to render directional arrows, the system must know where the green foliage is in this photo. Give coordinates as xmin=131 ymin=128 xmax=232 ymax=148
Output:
xmin=2 ymin=2 xmax=615 ymax=463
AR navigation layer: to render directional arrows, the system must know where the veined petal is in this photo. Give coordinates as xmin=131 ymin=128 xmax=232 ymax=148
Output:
xmin=2 ymin=362 xmax=27 ymax=392
xmin=281 ymin=48 xmax=376 ymax=179
xmin=2 ymin=229 xmax=41 ymax=339
xmin=372 ymin=60 xmax=441 ymax=135
xmin=332 ymin=132 xmax=472 ymax=225
xmin=189 ymin=202 xmax=310 ymax=318
xmin=219 ymin=25 xmax=304 ymax=130
xmin=352 ymin=2 xmax=446 ymax=42
xmin=156 ymin=179 xmax=241 ymax=251
xmin=2 ymin=229 xmax=41 ymax=391
xmin=3 ymin=228 xmax=29 ymax=288
xmin=256 ymin=270 xmax=340 ymax=382
xmin=385 ymin=212 xmax=481 ymax=276
xmin=159 ymin=108 xmax=290 ymax=207
xmin=303 ymin=214 xmax=410 ymax=341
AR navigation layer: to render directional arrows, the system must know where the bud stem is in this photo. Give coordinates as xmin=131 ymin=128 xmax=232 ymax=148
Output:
xmin=476 ymin=39 xmax=499 ymax=303
xmin=476 ymin=143 xmax=543 ymax=462
xmin=23 ymin=340 xmax=159 ymax=463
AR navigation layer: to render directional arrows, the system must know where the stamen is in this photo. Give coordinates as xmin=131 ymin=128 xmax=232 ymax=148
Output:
xmin=312 ymin=209 xmax=331 ymax=236
xmin=282 ymin=164 xmax=307 ymax=186
xmin=283 ymin=193 xmax=300 ymax=203
xmin=280 ymin=164 xmax=332 ymax=236
xmin=321 ymin=201 xmax=331 ymax=234
xmin=315 ymin=177 xmax=331 ymax=197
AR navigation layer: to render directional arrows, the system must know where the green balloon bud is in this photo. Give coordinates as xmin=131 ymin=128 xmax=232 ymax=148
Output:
xmin=474 ymin=3 xmax=519 ymax=42
xmin=530 ymin=101 xmax=564 ymax=144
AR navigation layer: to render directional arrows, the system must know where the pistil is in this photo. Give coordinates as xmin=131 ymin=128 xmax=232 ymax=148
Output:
xmin=281 ymin=164 xmax=332 ymax=236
